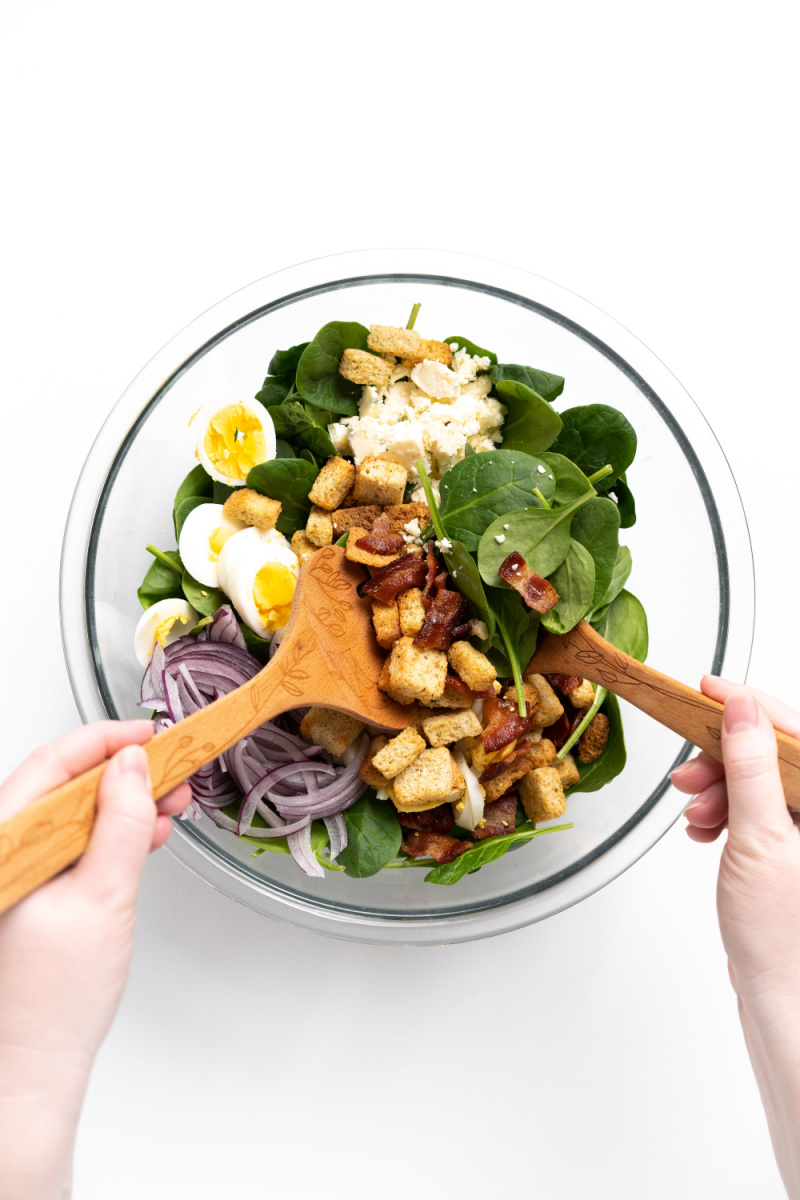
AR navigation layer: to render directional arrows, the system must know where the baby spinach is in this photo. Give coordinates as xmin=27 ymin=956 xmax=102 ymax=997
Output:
xmin=541 ymin=539 xmax=595 ymax=634
xmin=568 ymin=694 xmax=627 ymax=794
xmin=570 ymin=498 xmax=620 ymax=608
xmin=240 ymin=623 xmax=272 ymax=664
xmin=173 ymin=463 xmax=212 ymax=512
xmin=425 ymin=821 xmax=572 ymax=885
xmin=337 ymin=792 xmax=402 ymax=878
xmin=182 ymin=571 xmax=226 ymax=618
xmin=213 ymin=481 xmax=236 ymax=504
xmin=492 ymin=379 xmax=563 ymax=454
xmin=602 ymin=471 xmax=636 ymax=528
xmin=490 ymin=363 xmax=565 ymax=403
xmin=442 ymin=335 xmax=497 ymax=364
xmin=592 ymin=588 xmax=649 ymax=663
xmin=246 ymin=458 xmax=318 ymax=538
xmin=296 ymin=321 xmax=371 ymax=416
xmin=487 ymin=588 xmax=540 ymax=686
xmin=589 ymin=545 xmax=632 ymax=620
xmin=174 ymin=495 xmax=208 ymax=539
xmin=275 ymin=438 xmax=296 ymax=459
xmin=539 ymin=452 xmax=594 ymax=506
xmin=137 ymin=547 xmax=184 ymax=609
xmin=255 ymin=341 xmax=310 ymax=407
xmin=437 ymin=449 xmax=556 ymax=551
xmin=478 ymin=490 xmax=594 ymax=586
xmin=267 ymin=401 xmax=337 ymax=461
xmin=246 ymin=818 xmax=328 ymax=858
xmin=551 ymin=404 xmax=637 ymax=487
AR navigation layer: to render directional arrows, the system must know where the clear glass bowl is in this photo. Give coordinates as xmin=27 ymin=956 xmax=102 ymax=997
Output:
xmin=60 ymin=249 xmax=754 ymax=944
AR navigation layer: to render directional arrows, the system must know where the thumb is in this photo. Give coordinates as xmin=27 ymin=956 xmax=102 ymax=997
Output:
xmin=721 ymin=692 xmax=792 ymax=840
xmin=73 ymin=744 xmax=157 ymax=906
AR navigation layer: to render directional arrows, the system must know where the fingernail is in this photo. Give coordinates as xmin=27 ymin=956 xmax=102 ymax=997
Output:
xmin=723 ymin=693 xmax=759 ymax=735
xmin=670 ymin=763 xmax=693 ymax=780
xmin=116 ymin=744 xmax=151 ymax=785
xmin=684 ymin=798 xmax=702 ymax=816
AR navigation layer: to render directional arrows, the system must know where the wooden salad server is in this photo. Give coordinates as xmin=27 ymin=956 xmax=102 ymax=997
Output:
xmin=0 ymin=546 xmax=416 ymax=915
xmin=528 ymin=621 xmax=800 ymax=812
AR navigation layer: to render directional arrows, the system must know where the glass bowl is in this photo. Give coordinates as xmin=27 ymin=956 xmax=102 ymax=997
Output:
xmin=60 ymin=249 xmax=754 ymax=945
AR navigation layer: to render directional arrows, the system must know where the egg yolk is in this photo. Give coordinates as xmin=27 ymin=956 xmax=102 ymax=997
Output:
xmin=208 ymin=526 xmax=233 ymax=561
xmin=253 ymin=563 xmax=296 ymax=633
xmin=153 ymin=614 xmax=189 ymax=651
xmin=203 ymin=405 xmax=266 ymax=480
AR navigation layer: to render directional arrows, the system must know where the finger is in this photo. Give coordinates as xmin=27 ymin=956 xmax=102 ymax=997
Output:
xmin=156 ymin=781 xmax=192 ymax=817
xmin=72 ymin=744 xmax=156 ymax=907
xmin=721 ymin=693 xmax=793 ymax=837
xmin=670 ymin=752 xmax=725 ymax=794
xmin=702 ymin=676 xmax=800 ymax=739
xmin=150 ymin=814 xmax=173 ymax=852
xmin=684 ymin=778 xmax=728 ymax=829
xmin=0 ymin=721 xmax=154 ymax=821
xmin=686 ymin=819 xmax=727 ymax=844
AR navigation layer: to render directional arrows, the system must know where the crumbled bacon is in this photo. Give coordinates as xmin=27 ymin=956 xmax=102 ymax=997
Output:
xmin=421 ymin=544 xmax=442 ymax=610
xmin=470 ymin=794 xmax=518 ymax=840
xmin=443 ymin=672 xmax=482 ymax=699
xmin=544 ymin=704 xmax=589 ymax=749
xmin=414 ymin=589 xmax=468 ymax=650
xmin=479 ymin=744 xmax=531 ymax=782
xmin=401 ymin=830 xmax=471 ymax=864
xmin=544 ymin=673 xmax=583 ymax=697
xmin=451 ymin=621 xmax=473 ymax=641
xmin=355 ymin=528 xmax=406 ymax=555
xmin=395 ymin=804 xmax=454 ymax=833
xmin=481 ymin=695 xmax=532 ymax=753
xmin=361 ymin=554 xmax=428 ymax=603
xmin=498 ymin=551 xmax=560 ymax=614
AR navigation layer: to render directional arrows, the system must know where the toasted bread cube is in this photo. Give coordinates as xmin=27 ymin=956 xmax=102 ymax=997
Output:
xmin=360 ymin=736 xmax=389 ymax=789
xmin=308 ymin=456 xmax=357 ymax=512
xmin=447 ymin=641 xmax=496 ymax=693
xmin=372 ymin=727 xmax=427 ymax=780
xmin=300 ymin=707 xmax=364 ymax=757
xmin=345 ymin=526 xmax=402 ymax=569
xmin=567 ymin=678 xmax=595 ymax=709
xmin=394 ymin=747 xmax=457 ymax=810
xmin=525 ymin=738 xmax=557 ymax=769
xmin=385 ymin=502 xmax=430 ymax=532
xmin=352 ymin=457 xmax=407 ymax=507
xmin=377 ymin=656 xmax=414 ymax=706
xmin=484 ymin=755 xmax=534 ymax=801
xmin=415 ymin=339 xmax=453 ymax=365
xmin=421 ymin=709 xmax=482 ymax=748
xmin=223 ymin=488 xmax=282 ymax=530
xmin=578 ymin=713 xmax=610 ymax=763
xmin=367 ymin=324 xmax=423 ymax=359
xmin=291 ymin=529 xmax=318 ymax=566
xmin=425 ymin=684 xmax=474 ymax=710
xmin=305 ymin=505 xmax=333 ymax=548
xmin=386 ymin=635 xmax=447 ymax=705
xmin=331 ymin=504 xmax=381 ymax=538
xmin=442 ymin=754 xmax=466 ymax=804
xmin=371 ymin=599 xmax=401 ymax=649
xmin=398 ymin=587 xmax=426 ymax=637
xmin=521 ymin=672 xmax=564 ymax=728
xmin=339 ymin=348 xmax=393 ymax=387
xmin=502 ymin=682 xmax=541 ymax=719
xmin=556 ymin=753 xmax=581 ymax=788
xmin=519 ymin=766 xmax=567 ymax=823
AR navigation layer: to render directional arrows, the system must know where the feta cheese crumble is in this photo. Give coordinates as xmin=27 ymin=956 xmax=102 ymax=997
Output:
xmin=495 ymin=534 xmax=506 ymax=544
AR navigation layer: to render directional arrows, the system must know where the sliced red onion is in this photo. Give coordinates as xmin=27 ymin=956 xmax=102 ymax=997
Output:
xmin=324 ymin=812 xmax=348 ymax=860
xmin=288 ymin=824 xmax=325 ymax=878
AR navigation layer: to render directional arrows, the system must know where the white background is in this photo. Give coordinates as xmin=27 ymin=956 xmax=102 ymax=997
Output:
xmin=1 ymin=2 xmax=798 ymax=1197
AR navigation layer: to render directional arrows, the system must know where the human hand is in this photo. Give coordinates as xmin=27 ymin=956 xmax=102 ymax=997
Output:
xmin=0 ymin=721 xmax=190 ymax=1200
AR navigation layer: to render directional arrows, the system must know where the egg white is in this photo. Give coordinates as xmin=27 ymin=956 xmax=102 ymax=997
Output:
xmin=227 ymin=541 xmax=299 ymax=637
xmin=195 ymin=399 xmax=276 ymax=486
xmin=217 ymin=525 xmax=287 ymax=596
xmin=134 ymin=599 xmax=199 ymax=668
xmin=178 ymin=503 xmax=246 ymax=588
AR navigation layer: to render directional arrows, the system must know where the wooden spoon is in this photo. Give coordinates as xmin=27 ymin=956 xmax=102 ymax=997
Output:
xmin=528 ymin=621 xmax=800 ymax=811
xmin=0 ymin=546 xmax=416 ymax=915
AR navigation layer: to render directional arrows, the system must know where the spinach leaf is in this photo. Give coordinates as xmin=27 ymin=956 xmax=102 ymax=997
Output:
xmin=304 ymin=402 xmax=336 ymax=429
xmin=267 ymin=401 xmax=337 ymax=461
xmin=246 ymin=818 xmax=328 ymax=858
xmin=490 ymin=363 xmax=565 ymax=403
xmin=246 ymin=458 xmax=318 ymax=537
xmin=478 ymin=490 xmax=593 ymax=586
xmin=239 ymin=622 xmax=273 ymax=664
xmin=539 ymin=452 xmax=594 ymax=506
xmin=295 ymin=321 xmax=371 ymax=416
xmin=602 ymin=471 xmax=636 ymax=528
xmin=492 ymin=379 xmax=563 ymax=454
xmin=255 ymin=342 xmax=310 ymax=407
xmin=570 ymin=497 xmax=620 ymax=608
xmin=443 ymin=542 xmax=496 ymax=640
xmin=255 ymin=377 xmax=291 ymax=407
xmin=437 ymin=450 xmax=555 ymax=550
xmin=213 ymin=481 xmax=237 ymax=504
xmin=173 ymin=463 xmax=212 ymax=517
xmin=337 ymin=792 xmax=402 ymax=878
xmin=487 ymin=588 xmax=540 ymax=678
xmin=174 ymin=495 xmax=208 ymax=539
xmin=442 ymin=335 xmax=497 ymax=364
xmin=275 ymin=438 xmax=296 ymax=459
xmin=182 ymin=571 xmax=226 ymax=618
xmin=550 ymin=404 xmax=637 ymax=486
xmin=592 ymin=588 xmax=649 ymax=662
xmin=425 ymin=820 xmax=572 ymax=885
xmin=590 ymin=545 xmax=632 ymax=618
xmin=541 ymin=539 xmax=596 ymax=634
xmin=137 ymin=548 xmax=184 ymax=609
xmin=569 ymin=693 xmax=627 ymax=794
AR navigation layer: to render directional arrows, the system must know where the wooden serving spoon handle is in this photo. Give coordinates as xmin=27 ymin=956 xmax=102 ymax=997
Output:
xmin=529 ymin=621 xmax=800 ymax=812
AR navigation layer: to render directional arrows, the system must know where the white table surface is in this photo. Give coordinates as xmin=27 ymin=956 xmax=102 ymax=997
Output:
xmin=1 ymin=2 xmax=797 ymax=1196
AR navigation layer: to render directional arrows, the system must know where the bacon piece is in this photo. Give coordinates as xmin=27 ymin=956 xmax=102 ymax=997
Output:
xmin=479 ymin=744 xmax=532 ymax=782
xmin=544 ymin=705 xmax=589 ymax=749
xmin=355 ymin=529 xmax=406 ymax=555
xmin=421 ymin=544 xmax=442 ymax=610
xmin=395 ymin=804 xmax=454 ymax=833
xmin=481 ymin=694 xmax=532 ymax=753
xmin=544 ymin=672 xmax=583 ymax=697
xmin=470 ymin=794 xmax=518 ymax=840
xmin=361 ymin=554 xmax=428 ymax=603
xmin=413 ymin=589 xmax=468 ymax=650
xmin=498 ymin=551 xmax=560 ymax=614
xmin=401 ymin=830 xmax=472 ymax=864
xmin=444 ymin=672 xmax=480 ymax=699
xmin=451 ymin=621 xmax=473 ymax=641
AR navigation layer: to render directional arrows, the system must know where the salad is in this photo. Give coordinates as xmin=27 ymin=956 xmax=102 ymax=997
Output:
xmin=135 ymin=308 xmax=648 ymax=885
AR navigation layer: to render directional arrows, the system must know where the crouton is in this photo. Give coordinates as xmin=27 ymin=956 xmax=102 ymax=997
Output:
xmin=367 ymin=324 xmax=423 ymax=359
xmin=331 ymin=505 xmax=382 ymax=538
xmin=377 ymin=656 xmax=414 ymax=707
xmin=578 ymin=713 xmax=610 ymax=763
xmin=421 ymin=708 xmax=482 ymax=748
xmin=525 ymin=738 xmax=557 ymax=769
xmin=521 ymin=672 xmax=564 ymax=728
xmin=305 ymin=505 xmax=333 ymax=548
xmin=397 ymin=587 xmax=426 ymax=637
xmin=502 ymin=682 xmax=541 ymax=719
xmin=447 ymin=641 xmax=496 ymax=693
xmin=360 ymin=736 xmax=389 ymax=789
xmin=353 ymin=457 xmax=407 ymax=507
xmin=338 ymin=347 xmax=393 ymax=387
xmin=372 ymin=727 xmax=426 ymax=780
xmin=371 ymin=599 xmax=401 ymax=649
xmin=223 ymin=488 xmax=282 ymax=530
xmin=519 ymin=767 xmax=567 ymax=823
xmin=425 ymin=684 xmax=475 ymax=710
xmin=414 ymin=339 xmax=454 ymax=365
xmin=567 ymin=678 xmax=595 ymax=709
xmin=442 ymin=754 xmax=466 ymax=804
xmin=484 ymin=755 xmax=534 ymax=801
xmin=308 ymin=456 xmax=356 ymax=512
xmin=291 ymin=530 xmax=318 ymax=566
xmin=336 ymin=489 xmax=361 ymax=509
xmin=556 ymin=753 xmax=581 ymax=788
xmin=345 ymin=526 xmax=403 ymax=569
xmin=299 ymin=708 xmax=364 ymax=757
xmin=385 ymin=502 xmax=430 ymax=532
xmin=386 ymin=635 xmax=447 ymax=705
xmin=394 ymin=747 xmax=459 ymax=810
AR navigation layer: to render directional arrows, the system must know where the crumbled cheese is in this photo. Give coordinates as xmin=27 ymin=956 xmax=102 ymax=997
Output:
xmin=495 ymin=534 xmax=505 ymax=544
xmin=503 ymin=523 xmax=509 ymax=530
xmin=471 ymin=619 xmax=489 ymax=640
xmin=435 ymin=536 xmax=453 ymax=553
xmin=410 ymin=359 xmax=460 ymax=400
xmin=537 ymin=464 xmax=546 ymax=474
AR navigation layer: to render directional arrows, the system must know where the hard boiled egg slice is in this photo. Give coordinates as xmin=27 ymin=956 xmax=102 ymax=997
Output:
xmin=134 ymin=599 xmax=199 ymax=668
xmin=178 ymin=503 xmax=246 ymax=588
xmin=217 ymin=525 xmax=287 ymax=596
xmin=195 ymin=399 xmax=276 ymax=486
xmin=227 ymin=540 xmax=299 ymax=638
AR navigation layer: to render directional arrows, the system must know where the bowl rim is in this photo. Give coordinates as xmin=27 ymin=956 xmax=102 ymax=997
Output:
xmin=60 ymin=247 xmax=755 ymax=944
